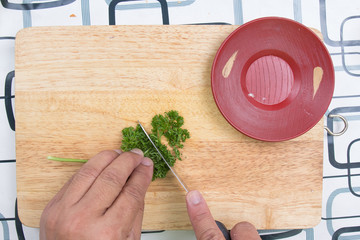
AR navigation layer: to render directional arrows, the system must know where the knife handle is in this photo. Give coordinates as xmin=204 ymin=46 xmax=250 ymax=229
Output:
xmin=215 ymin=220 xmax=231 ymax=240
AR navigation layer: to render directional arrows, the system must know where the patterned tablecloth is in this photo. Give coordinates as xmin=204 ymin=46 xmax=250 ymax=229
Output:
xmin=1 ymin=1 xmax=359 ymax=239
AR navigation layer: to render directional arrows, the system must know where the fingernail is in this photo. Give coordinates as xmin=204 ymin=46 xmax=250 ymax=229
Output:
xmin=113 ymin=149 xmax=122 ymax=154
xmin=187 ymin=190 xmax=202 ymax=205
xmin=141 ymin=157 xmax=153 ymax=166
xmin=130 ymin=148 xmax=144 ymax=156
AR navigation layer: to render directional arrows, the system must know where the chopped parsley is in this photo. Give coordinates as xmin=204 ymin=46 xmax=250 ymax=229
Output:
xmin=121 ymin=110 xmax=190 ymax=180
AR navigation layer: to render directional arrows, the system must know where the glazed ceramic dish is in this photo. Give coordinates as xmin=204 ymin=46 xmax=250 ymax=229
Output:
xmin=211 ymin=17 xmax=334 ymax=141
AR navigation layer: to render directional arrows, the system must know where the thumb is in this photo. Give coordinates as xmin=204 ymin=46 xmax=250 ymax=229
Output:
xmin=230 ymin=222 xmax=261 ymax=240
xmin=186 ymin=190 xmax=225 ymax=240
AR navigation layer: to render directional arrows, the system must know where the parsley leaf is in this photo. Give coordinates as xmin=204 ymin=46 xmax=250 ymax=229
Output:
xmin=121 ymin=110 xmax=190 ymax=181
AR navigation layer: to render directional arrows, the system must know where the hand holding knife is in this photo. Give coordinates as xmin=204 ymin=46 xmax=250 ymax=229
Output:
xmin=138 ymin=121 xmax=231 ymax=240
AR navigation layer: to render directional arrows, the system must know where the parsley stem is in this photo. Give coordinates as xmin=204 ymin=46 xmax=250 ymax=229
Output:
xmin=47 ymin=156 xmax=88 ymax=163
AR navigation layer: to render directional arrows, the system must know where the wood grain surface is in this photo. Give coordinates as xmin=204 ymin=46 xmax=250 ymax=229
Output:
xmin=15 ymin=25 xmax=324 ymax=230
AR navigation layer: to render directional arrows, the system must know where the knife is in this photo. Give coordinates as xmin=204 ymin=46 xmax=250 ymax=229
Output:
xmin=138 ymin=121 xmax=189 ymax=192
xmin=138 ymin=121 xmax=231 ymax=240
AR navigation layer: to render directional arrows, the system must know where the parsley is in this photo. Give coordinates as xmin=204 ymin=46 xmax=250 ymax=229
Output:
xmin=121 ymin=110 xmax=190 ymax=181
xmin=48 ymin=110 xmax=190 ymax=181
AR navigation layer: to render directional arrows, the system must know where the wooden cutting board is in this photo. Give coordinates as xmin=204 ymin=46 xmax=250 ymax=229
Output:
xmin=15 ymin=25 xmax=324 ymax=230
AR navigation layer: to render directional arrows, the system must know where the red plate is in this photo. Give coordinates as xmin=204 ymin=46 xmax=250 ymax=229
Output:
xmin=211 ymin=17 xmax=334 ymax=141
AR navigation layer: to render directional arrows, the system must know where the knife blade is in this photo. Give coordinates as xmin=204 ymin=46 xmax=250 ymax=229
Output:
xmin=138 ymin=121 xmax=189 ymax=193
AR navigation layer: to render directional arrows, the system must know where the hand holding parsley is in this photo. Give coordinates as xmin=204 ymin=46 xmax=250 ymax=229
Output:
xmin=40 ymin=149 xmax=153 ymax=239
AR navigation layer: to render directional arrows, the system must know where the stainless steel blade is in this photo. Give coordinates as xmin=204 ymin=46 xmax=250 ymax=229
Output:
xmin=138 ymin=121 xmax=189 ymax=193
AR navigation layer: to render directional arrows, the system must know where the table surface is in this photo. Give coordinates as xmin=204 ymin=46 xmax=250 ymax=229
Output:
xmin=1 ymin=0 xmax=360 ymax=239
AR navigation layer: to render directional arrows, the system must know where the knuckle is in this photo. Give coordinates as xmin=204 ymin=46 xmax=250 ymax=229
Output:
xmin=192 ymin=211 xmax=212 ymax=224
xmin=97 ymin=150 xmax=119 ymax=161
xmin=100 ymin=169 xmax=125 ymax=186
xmin=76 ymin=165 xmax=99 ymax=181
xmin=122 ymin=183 xmax=146 ymax=206
xmin=43 ymin=214 xmax=57 ymax=233
xmin=100 ymin=226 xmax=117 ymax=240
xmin=59 ymin=209 xmax=87 ymax=238
xmin=62 ymin=219 xmax=80 ymax=237
xmin=54 ymin=216 xmax=72 ymax=236
xmin=119 ymin=227 xmax=136 ymax=239
xmin=41 ymin=204 xmax=61 ymax=232
xmin=199 ymin=227 xmax=224 ymax=240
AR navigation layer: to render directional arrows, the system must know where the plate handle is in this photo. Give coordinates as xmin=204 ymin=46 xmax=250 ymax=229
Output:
xmin=324 ymin=114 xmax=348 ymax=136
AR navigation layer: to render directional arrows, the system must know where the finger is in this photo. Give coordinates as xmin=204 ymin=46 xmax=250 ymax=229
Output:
xmin=106 ymin=157 xmax=153 ymax=229
xmin=62 ymin=150 xmax=120 ymax=204
xmin=230 ymin=222 xmax=261 ymax=240
xmin=186 ymin=190 xmax=225 ymax=240
xmin=79 ymin=150 xmax=146 ymax=213
xmin=129 ymin=203 xmax=146 ymax=240
xmin=129 ymin=169 xmax=151 ymax=239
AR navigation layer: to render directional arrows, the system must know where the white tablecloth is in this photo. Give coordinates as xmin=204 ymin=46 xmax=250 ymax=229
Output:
xmin=1 ymin=0 xmax=359 ymax=239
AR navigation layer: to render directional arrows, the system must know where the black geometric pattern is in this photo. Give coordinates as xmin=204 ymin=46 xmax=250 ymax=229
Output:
xmin=0 ymin=0 xmax=359 ymax=239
